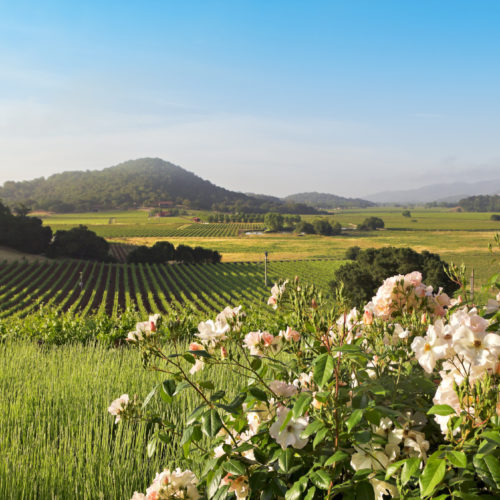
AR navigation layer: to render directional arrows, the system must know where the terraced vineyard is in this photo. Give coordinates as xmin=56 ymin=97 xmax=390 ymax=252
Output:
xmin=47 ymin=222 xmax=265 ymax=238
xmin=0 ymin=259 xmax=343 ymax=318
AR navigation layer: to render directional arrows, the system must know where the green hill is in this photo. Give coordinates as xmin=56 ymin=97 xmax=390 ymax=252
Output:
xmin=284 ymin=191 xmax=375 ymax=209
xmin=0 ymin=158 xmax=318 ymax=214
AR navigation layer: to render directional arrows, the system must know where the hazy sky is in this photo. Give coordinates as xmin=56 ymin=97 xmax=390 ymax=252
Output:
xmin=1 ymin=1 xmax=499 ymax=197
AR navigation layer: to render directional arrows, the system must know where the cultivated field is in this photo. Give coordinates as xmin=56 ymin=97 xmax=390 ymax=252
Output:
xmin=0 ymin=259 xmax=343 ymax=318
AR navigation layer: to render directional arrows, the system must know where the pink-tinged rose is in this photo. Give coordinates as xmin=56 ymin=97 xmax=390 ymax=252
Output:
xmin=189 ymin=342 xmax=204 ymax=353
xmin=283 ymin=327 xmax=300 ymax=342
xmin=363 ymin=309 xmax=373 ymax=325
xmin=405 ymin=271 xmax=423 ymax=287
xmin=436 ymin=292 xmax=451 ymax=307
xmin=421 ymin=313 xmax=427 ymax=324
xmin=269 ymin=380 xmax=298 ymax=397
xmin=261 ymin=332 xmax=275 ymax=346
xmin=220 ymin=346 xmax=228 ymax=359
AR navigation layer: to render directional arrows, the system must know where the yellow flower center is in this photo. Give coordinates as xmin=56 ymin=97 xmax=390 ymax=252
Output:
xmin=474 ymin=340 xmax=482 ymax=348
xmin=424 ymin=343 xmax=431 ymax=352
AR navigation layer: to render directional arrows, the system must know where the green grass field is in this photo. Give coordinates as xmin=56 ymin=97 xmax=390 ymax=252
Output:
xmin=0 ymin=341 xmax=232 ymax=499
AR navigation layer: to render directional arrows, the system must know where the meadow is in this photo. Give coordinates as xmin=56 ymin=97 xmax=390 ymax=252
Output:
xmin=1 ymin=207 xmax=499 ymax=499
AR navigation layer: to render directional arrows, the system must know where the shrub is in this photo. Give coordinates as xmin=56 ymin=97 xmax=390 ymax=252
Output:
xmin=112 ymin=266 xmax=500 ymax=500
xmin=491 ymin=214 xmax=500 ymax=221
xmin=358 ymin=216 xmax=384 ymax=230
xmin=330 ymin=246 xmax=459 ymax=307
xmin=294 ymin=221 xmax=315 ymax=234
xmin=402 ymin=210 xmax=411 ymax=217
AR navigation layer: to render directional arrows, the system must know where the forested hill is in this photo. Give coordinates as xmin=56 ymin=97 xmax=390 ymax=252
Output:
xmin=459 ymin=194 xmax=500 ymax=212
xmin=0 ymin=158 xmax=317 ymax=213
xmin=284 ymin=191 xmax=375 ymax=209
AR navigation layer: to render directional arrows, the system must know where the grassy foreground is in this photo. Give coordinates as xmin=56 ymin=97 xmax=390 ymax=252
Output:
xmin=0 ymin=341 xmax=231 ymax=499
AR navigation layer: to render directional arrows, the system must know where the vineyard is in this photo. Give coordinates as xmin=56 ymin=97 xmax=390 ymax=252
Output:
xmin=47 ymin=222 xmax=266 ymax=238
xmin=0 ymin=259 xmax=343 ymax=318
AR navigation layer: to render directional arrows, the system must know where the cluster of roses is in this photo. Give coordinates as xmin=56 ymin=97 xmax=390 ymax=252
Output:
xmin=411 ymin=304 xmax=500 ymax=434
xmin=130 ymin=468 xmax=200 ymax=500
xmin=366 ymin=271 xmax=453 ymax=320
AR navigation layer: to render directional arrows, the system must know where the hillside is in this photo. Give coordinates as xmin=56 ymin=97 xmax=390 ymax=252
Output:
xmin=0 ymin=158 xmax=317 ymax=214
xmin=283 ymin=191 xmax=375 ymax=209
xmin=365 ymin=179 xmax=500 ymax=204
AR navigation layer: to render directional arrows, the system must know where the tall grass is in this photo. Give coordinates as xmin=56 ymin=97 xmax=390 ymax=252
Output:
xmin=0 ymin=341 xmax=232 ymax=499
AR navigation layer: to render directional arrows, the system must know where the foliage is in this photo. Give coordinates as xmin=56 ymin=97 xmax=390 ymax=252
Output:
xmin=48 ymin=224 xmax=114 ymax=261
xmin=402 ymin=210 xmax=411 ymax=218
xmin=330 ymin=246 xmax=460 ymax=307
xmin=283 ymin=191 xmax=375 ymax=209
xmin=313 ymin=219 xmax=341 ymax=236
xmin=460 ymin=194 xmax=500 ymax=212
xmin=0 ymin=200 xmax=52 ymax=254
xmin=0 ymin=158 xmax=319 ymax=214
xmin=112 ymin=262 xmax=500 ymax=499
xmin=295 ymin=221 xmax=315 ymax=234
xmin=358 ymin=216 xmax=385 ymax=231
xmin=491 ymin=214 xmax=500 ymax=221
xmin=265 ymin=213 xmax=285 ymax=232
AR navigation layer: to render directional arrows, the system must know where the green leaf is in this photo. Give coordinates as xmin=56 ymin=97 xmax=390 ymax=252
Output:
xmin=199 ymin=380 xmax=215 ymax=390
xmin=447 ymin=450 xmax=467 ymax=468
xmin=304 ymin=487 xmax=316 ymax=500
xmin=223 ymin=459 xmax=246 ymax=476
xmin=188 ymin=349 xmax=211 ymax=358
xmin=160 ymin=379 xmax=177 ymax=403
xmin=346 ymin=409 xmax=363 ymax=433
xmin=355 ymin=480 xmax=375 ymax=500
xmin=183 ymin=352 xmax=196 ymax=364
xmin=325 ymin=450 xmax=348 ymax=466
xmin=301 ymin=419 xmax=324 ymax=438
xmin=401 ymin=457 xmax=421 ymax=486
xmin=293 ymin=393 xmax=313 ymax=419
xmin=279 ymin=407 xmax=294 ymax=432
xmin=207 ymin=468 xmax=224 ymax=499
xmin=309 ymin=469 xmax=331 ymax=490
xmin=249 ymin=386 xmax=268 ymax=401
xmin=142 ymin=384 xmax=158 ymax=409
xmin=314 ymin=353 xmax=334 ymax=388
xmin=174 ymin=380 xmax=191 ymax=395
xmin=279 ymin=448 xmax=294 ymax=473
xmin=313 ymin=427 xmax=329 ymax=449
xmin=419 ymin=458 xmax=446 ymax=498
xmin=210 ymin=390 xmax=226 ymax=401
xmin=285 ymin=476 xmax=308 ymax=500
xmin=186 ymin=404 xmax=206 ymax=426
xmin=481 ymin=430 xmax=500 ymax=445
xmin=483 ymin=455 xmax=500 ymax=488
xmin=427 ymin=404 xmax=456 ymax=416
xmin=384 ymin=459 xmax=405 ymax=481
xmin=202 ymin=410 xmax=223 ymax=437
xmin=180 ymin=425 xmax=202 ymax=445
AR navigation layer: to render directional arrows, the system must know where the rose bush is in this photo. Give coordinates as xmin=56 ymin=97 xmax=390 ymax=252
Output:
xmin=110 ymin=260 xmax=500 ymax=499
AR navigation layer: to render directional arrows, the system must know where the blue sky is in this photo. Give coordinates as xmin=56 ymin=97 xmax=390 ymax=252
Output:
xmin=0 ymin=1 xmax=499 ymax=197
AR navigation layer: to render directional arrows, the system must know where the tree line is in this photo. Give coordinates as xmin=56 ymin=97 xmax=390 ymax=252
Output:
xmin=459 ymin=194 xmax=500 ymax=212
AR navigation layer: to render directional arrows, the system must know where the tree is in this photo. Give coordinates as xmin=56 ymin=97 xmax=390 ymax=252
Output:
xmin=12 ymin=203 xmax=31 ymax=217
xmin=402 ymin=210 xmax=411 ymax=218
xmin=48 ymin=225 xmax=112 ymax=261
xmin=264 ymin=212 xmax=284 ymax=232
xmin=295 ymin=221 xmax=315 ymax=234
xmin=330 ymin=246 xmax=460 ymax=307
xmin=359 ymin=216 xmax=385 ymax=231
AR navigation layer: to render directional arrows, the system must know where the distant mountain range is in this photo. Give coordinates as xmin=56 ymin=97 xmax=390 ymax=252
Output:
xmin=365 ymin=179 xmax=500 ymax=204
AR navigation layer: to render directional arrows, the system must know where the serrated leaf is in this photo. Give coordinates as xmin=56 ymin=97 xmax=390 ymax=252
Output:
xmin=199 ymin=380 xmax=215 ymax=390
xmin=325 ymin=450 xmax=348 ymax=466
xmin=202 ymin=409 xmax=223 ymax=437
xmin=174 ymin=380 xmax=191 ymax=395
xmin=207 ymin=468 xmax=224 ymax=499
xmin=293 ymin=393 xmax=312 ymax=419
xmin=384 ymin=459 xmax=405 ymax=480
xmin=183 ymin=352 xmax=195 ymax=364
xmin=447 ymin=451 xmax=467 ymax=468
xmin=249 ymin=386 xmax=268 ymax=401
xmin=211 ymin=390 xmax=226 ymax=401
xmin=401 ymin=457 xmax=421 ymax=486
xmin=313 ymin=427 xmax=329 ymax=449
xmin=419 ymin=458 xmax=446 ymax=497
xmin=285 ymin=476 xmax=308 ymax=500
xmin=186 ymin=404 xmax=206 ymax=425
xmin=314 ymin=353 xmax=334 ymax=388
xmin=223 ymin=459 xmax=246 ymax=476
xmin=309 ymin=469 xmax=331 ymax=490
xmin=301 ymin=419 xmax=324 ymax=438
xmin=346 ymin=408 xmax=363 ymax=433
xmin=427 ymin=404 xmax=456 ymax=416
xmin=279 ymin=448 xmax=294 ymax=473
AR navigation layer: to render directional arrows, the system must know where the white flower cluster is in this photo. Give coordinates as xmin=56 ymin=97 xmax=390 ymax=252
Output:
xmin=411 ymin=306 xmax=500 ymax=434
xmin=267 ymin=280 xmax=288 ymax=309
xmin=107 ymin=394 xmax=130 ymax=423
xmin=131 ymin=468 xmax=200 ymax=500
xmin=243 ymin=327 xmax=300 ymax=357
xmin=127 ymin=314 xmax=161 ymax=342
xmin=366 ymin=271 xmax=451 ymax=320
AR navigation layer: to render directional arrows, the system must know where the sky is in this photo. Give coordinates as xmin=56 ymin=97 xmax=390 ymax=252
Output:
xmin=0 ymin=0 xmax=499 ymax=197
